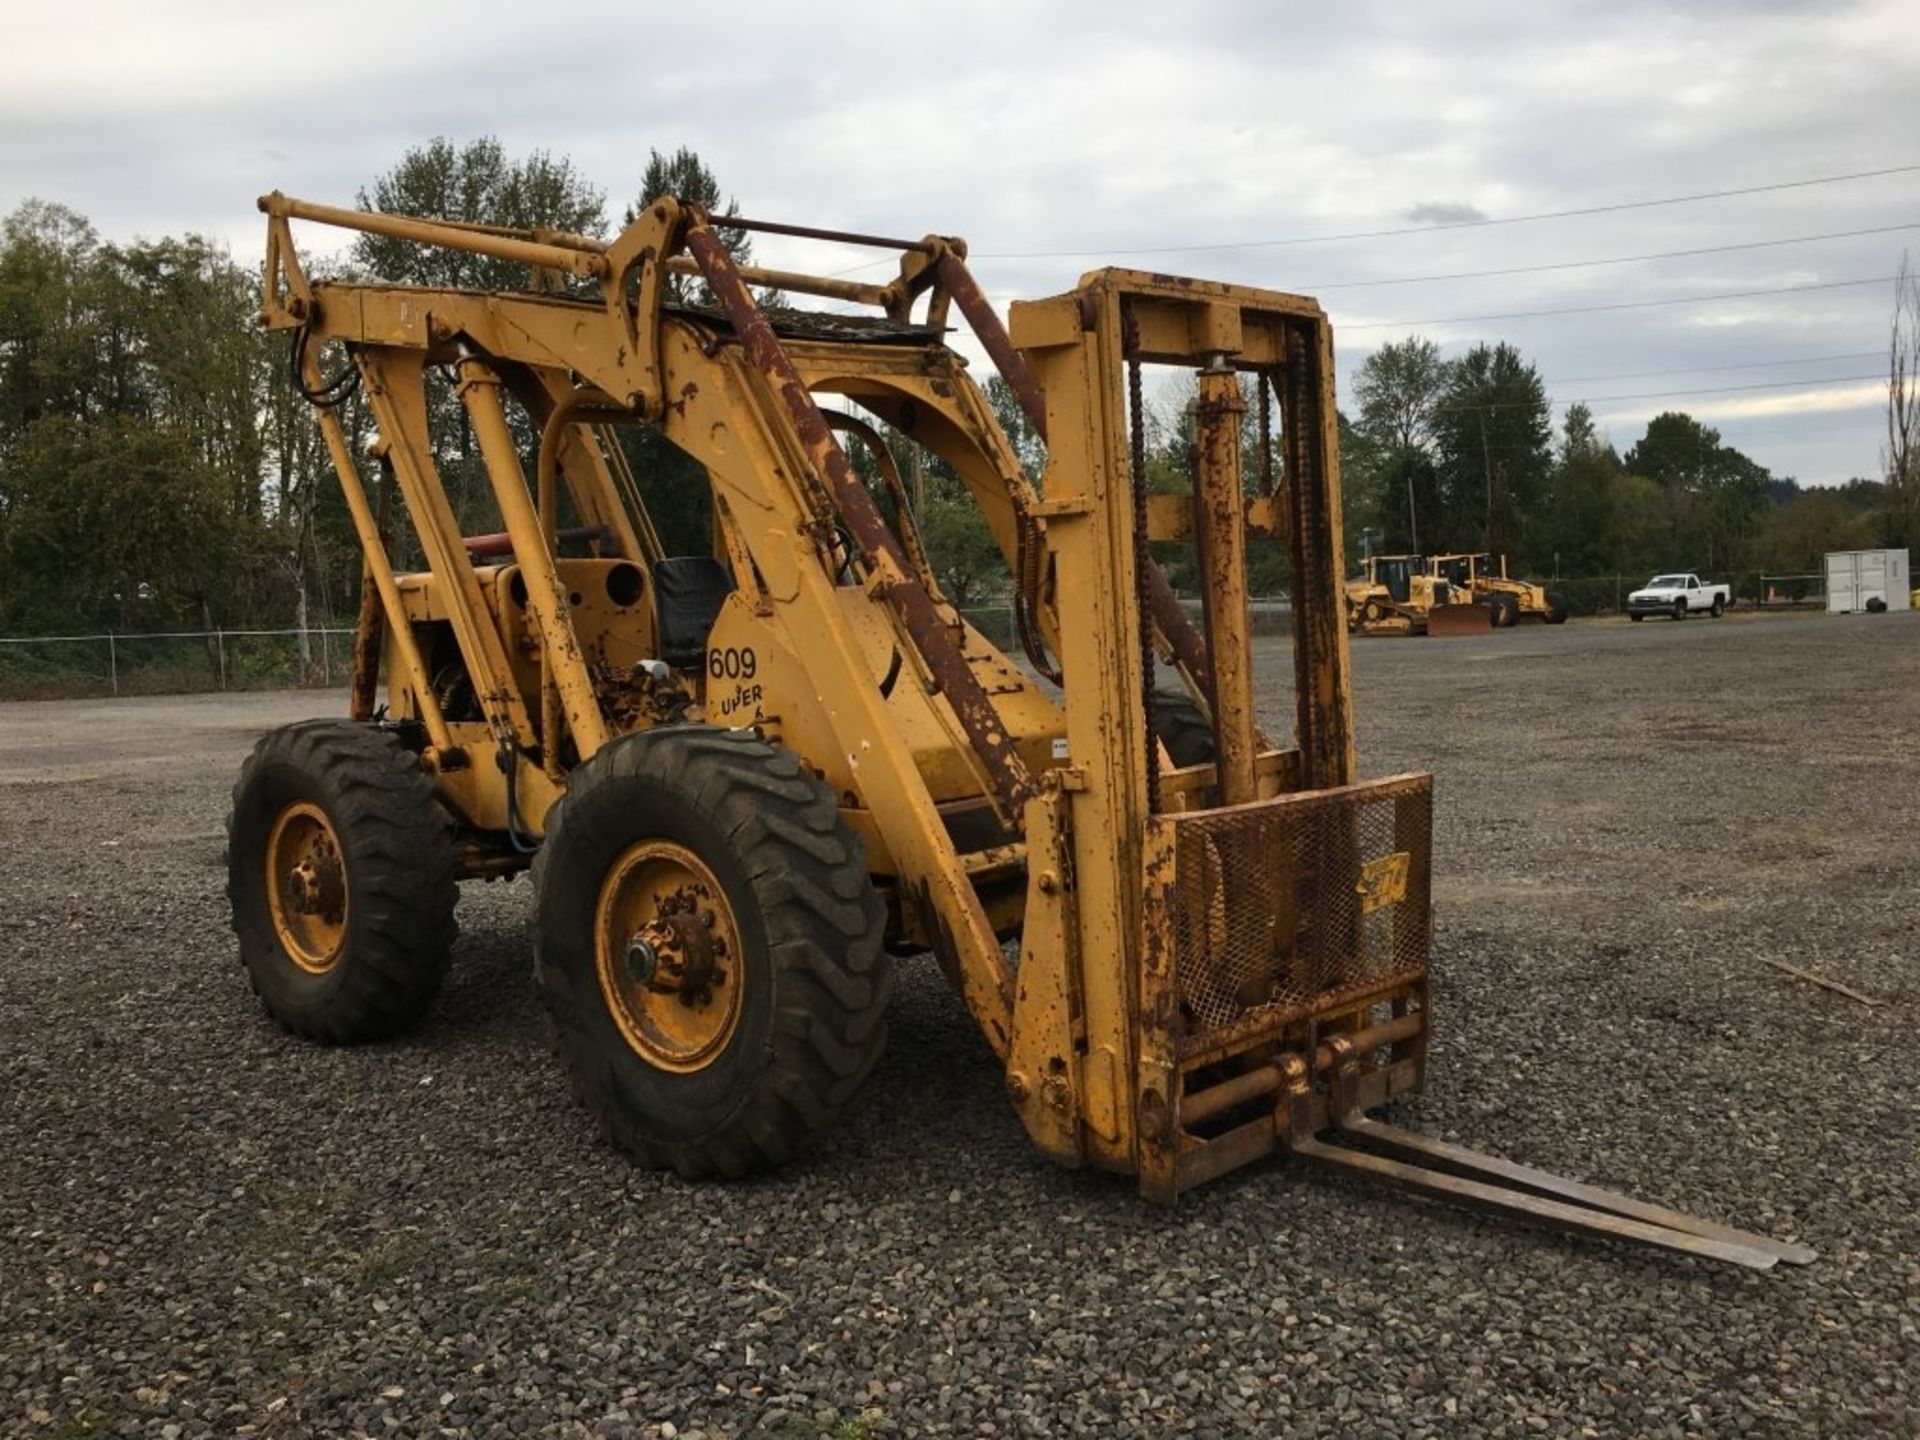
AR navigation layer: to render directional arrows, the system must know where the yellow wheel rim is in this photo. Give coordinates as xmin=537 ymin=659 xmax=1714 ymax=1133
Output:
xmin=265 ymin=801 xmax=349 ymax=974
xmin=594 ymin=840 xmax=745 ymax=1073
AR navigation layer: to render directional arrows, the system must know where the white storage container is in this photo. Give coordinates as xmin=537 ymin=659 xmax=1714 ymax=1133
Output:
xmin=1825 ymin=548 xmax=1912 ymax=614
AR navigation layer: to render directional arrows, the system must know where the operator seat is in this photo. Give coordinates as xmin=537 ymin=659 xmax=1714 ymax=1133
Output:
xmin=652 ymin=556 xmax=736 ymax=668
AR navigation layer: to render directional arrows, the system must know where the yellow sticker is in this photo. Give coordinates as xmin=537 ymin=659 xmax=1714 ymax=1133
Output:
xmin=1357 ymin=851 xmax=1410 ymax=914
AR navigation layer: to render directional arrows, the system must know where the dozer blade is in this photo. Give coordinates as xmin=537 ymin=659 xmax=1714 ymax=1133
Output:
xmin=1424 ymin=603 xmax=1495 ymax=636
xmin=1284 ymin=1094 xmax=1814 ymax=1270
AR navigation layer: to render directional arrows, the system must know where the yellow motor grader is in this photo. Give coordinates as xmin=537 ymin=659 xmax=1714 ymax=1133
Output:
xmin=1430 ymin=552 xmax=1570 ymax=627
xmin=229 ymin=189 xmax=1810 ymax=1268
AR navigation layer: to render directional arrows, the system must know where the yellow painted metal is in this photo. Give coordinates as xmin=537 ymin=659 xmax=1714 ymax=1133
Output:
xmin=456 ymin=356 xmax=611 ymax=761
xmin=265 ymin=801 xmax=348 ymax=974
xmin=1358 ymin=851 xmax=1412 ymax=914
xmin=1428 ymin=552 xmax=1560 ymax=622
xmin=262 ymin=191 xmax=606 ymax=280
xmin=260 ymin=192 xmax=1422 ymax=1198
xmin=303 ymin=364 xmax=451 ymax=753
xmin=593 ymin=839 xmax=745 ymax=1073
xmin=358 ymin=350 xmax=536 ymax=749
xmin=1005 ymin=784 xmax=1086 ymax=1165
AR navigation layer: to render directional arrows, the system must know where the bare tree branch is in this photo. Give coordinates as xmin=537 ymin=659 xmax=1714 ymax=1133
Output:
xmin=1885 ymin=253 xmax=1920 ymax=538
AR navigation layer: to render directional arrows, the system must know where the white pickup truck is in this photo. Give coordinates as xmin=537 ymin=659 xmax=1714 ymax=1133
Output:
xmin=1627 ymin=572 xmax=1729 ymax=621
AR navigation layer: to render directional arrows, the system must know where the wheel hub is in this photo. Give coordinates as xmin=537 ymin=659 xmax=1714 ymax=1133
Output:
xmin=265 ymin=802 xmax=349 ymax=974
xmin=595 ymin=843 xmax=743 ymax=1072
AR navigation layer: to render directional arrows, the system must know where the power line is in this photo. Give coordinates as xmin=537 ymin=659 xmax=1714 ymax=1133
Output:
xmin=972 ymin=163 xmax=1920 ymax=260
xmin=1300 ymin=223 xmax=1918 ymax=291
xmin=1413 ymin=372 xmax=1883 ymax=420
xmin=1340 ymin=274 xmax=1897 ymax=331
xmin=1540 ymin=350 xmax=1886 ymax=386
xmin=1571 ymin=372 xmax=1881 ymax=406
xmin=824 ymin=162 xmax=1920 ymax=276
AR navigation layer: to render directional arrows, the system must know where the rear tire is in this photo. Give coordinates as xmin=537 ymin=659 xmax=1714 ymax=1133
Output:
xmin=1710 ymin=596 xmax=1725 ymax=618
xmin=1152 ymin=691 xmax=1217 ymax=768
xmin=227 ymin=720 xmax=458 ymax=1043
xmin=1545 ymin=590 xmax=1569 ymax=625
xmin=1630 ymin=613 xmax=1644 ymax=622
xmin=533 ymin=727 xmax=891 ymax=1178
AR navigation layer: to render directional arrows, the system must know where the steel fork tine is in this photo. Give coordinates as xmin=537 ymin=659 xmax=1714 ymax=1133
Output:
xmin=1335 ymin=1114 xmax=1817 ymax=1266
xmin=1289 ymin=1130 xmax=1782 ymax=1269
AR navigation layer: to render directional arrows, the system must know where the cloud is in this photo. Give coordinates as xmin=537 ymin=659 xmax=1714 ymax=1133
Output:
xmin=4 ymin=0 xmax=1913 ymax=485
xmin=1402 ymin=202 xmax=1489 ymax=226
xmin=1594 ymin=379 xmax=1885 ymax=428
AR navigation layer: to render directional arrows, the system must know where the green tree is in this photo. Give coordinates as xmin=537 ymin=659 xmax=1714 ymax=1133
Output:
xmin=1624 ymin=412 xmax=1771 ymax=574
xmin=1352 ymin=337 xmax=1445 ymax=551
xmin=354 ymin=136 xmax=608 ymax=289
xmin=627 ymin=146 xmax=752 ymax=306
xmin=1432 ymin=342 xmax=1551 ymax=560
xmin=1760 ymin=491 xmax=1874 ymax=575
xmin=1338 ymin=410 xmax=1387 ymax=565
xmin=1534 ymin=402 xmax=1619 ymax=575
xmin=352 ymin=138 xmax=609 ymax=534
xmin=1 ymin=416 xmax=237 ymax=630
xmin=1603 ymin=473 xmax=1671 ymax=579
xmin=0 ymin=201 xmax=107 ymax=431
xmin=917 ymin=464 xmax=1008 ymax=609
xmin=984 ymin=375 xmax=1044 ymax=485
xmin=0 ymin=201 xmax=288 ymax=636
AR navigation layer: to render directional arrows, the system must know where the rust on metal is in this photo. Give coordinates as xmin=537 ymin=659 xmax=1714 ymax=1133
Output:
xmin=1159 ymin=773 xmax=1431 ymax=1046
xmin=1279 ymin=321 xmax=1356 ymax=789
xmin=715 ymin=213 xmax=937 ymax=254
xmin=349 ymin=451 xmax=393 ymax=723
xmin=935 ymin=247 xmax=1050 ymax=443
xmin=942 ymin=246 xmax=1214 ymax=694
xmin=684 ymin=218 xmax=1036 ymax=823
xmin=1190 ymin=364 xmax=1257 ymax=804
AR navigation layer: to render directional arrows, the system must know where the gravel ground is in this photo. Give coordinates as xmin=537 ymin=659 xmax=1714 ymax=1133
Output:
xmin=2 ymin=612 xmax=1916 ymax=1438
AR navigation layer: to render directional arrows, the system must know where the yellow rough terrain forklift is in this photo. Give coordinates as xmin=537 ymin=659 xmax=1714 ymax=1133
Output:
xmin=1429 ymin=552 xmax=1569 ymax=627
xmin=229 ymin=190 xmax=1810 ymax=1268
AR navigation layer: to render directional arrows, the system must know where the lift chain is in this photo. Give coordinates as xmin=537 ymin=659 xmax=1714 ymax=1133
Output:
xmin=1124 ymin=308 xmax=1158 ymax=815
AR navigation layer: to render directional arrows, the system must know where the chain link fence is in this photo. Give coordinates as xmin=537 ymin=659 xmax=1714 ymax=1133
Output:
xmin=0 ymin=597 xmax=1298 ymax=703
xmin=26 ymin=580 xmax=1823 ymax=702
xmin=1534 ymin=572 xmax=1823 ymax=618
xmin=0 ymin=628 xmax=357 ymax=701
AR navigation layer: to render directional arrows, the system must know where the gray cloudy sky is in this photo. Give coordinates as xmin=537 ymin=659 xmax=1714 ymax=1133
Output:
xmin=6 ymin=0 xmax=1917 ymax=484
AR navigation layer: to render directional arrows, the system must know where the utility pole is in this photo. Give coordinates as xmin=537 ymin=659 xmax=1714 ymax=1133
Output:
xmin=1404 ymin=462 xmax=1419 ymax=554
xmin=1478 ymin=411 xmax=1495 ymax=551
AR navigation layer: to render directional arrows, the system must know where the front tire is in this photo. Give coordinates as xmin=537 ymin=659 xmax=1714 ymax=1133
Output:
xmin=1545 ymin=590 xmax=1569 ymax=625
xmin=533 ymin=727 xmax=891 ymax=1178
xmin=227 ymin=721 xmax=458 ymax=1042
xmin=1673 ymin=600 xmax=1688 ymax=622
